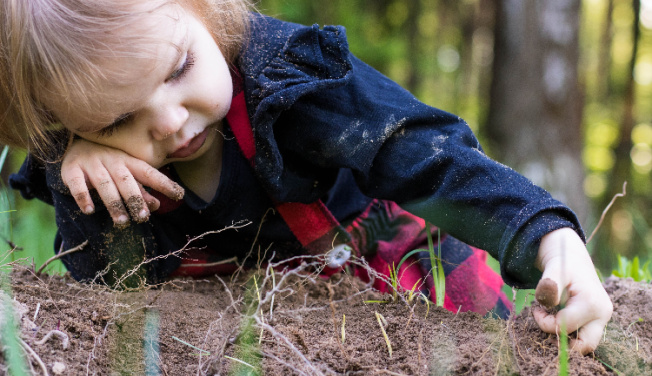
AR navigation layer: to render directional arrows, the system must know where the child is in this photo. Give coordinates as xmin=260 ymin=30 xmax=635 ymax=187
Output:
xmin=1 ymin=0 xmax=611 ymax=354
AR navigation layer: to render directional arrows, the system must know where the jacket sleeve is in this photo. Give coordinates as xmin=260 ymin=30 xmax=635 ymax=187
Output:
xmin=10 ymin=154 xmax=177 ymax=285
xmin=242 ymin=20 xmax=583 ymax=289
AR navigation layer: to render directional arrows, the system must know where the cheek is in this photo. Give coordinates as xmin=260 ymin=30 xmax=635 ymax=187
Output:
xmin=199 ymin=55 xmax=233 ymax=117
xmin=213 ymin=90 xmax=232 ymax=119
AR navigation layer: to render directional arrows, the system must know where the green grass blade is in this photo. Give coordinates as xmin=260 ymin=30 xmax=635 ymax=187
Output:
xmin=559 ymin=321 xmax=568 ymax=376
xmin=435 ymin=228 xmax=445 ymax=307
xmin=1 ymin=273 xmax=29 ymax=376
xmin=424 ymin=223 xmax=445 ymax=307
xmin=396 ymin=249 xmax=427 ymax=273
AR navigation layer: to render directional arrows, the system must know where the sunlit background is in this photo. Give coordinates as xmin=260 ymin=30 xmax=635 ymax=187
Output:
xmin=2 ymin=0 xmax=650 ymax=281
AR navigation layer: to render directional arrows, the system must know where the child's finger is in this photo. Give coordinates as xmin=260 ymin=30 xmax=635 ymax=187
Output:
xmin=552 ymin=297 xmax=594 ymax=334
xmin=127 ymin=159 xmax=184 ymax=201
xmin=107 ymin=164 xmax=150 ymax=223
xmin=86 ymin=166 xmax=129 ymax=226
xmin=531 ymin=297 xmax=586 ymax=335
xmin=532 ymin=304 xmax=559 ymax=334
xmin=61 ymin=167 xmax=95 ymax=215
xmin=534 ymin=305 xmax=606 ymax=355
xmin=139 ymin=185 xmax=160 ymax=212
xmin=569 ymin=320 xmax=608 ymax=355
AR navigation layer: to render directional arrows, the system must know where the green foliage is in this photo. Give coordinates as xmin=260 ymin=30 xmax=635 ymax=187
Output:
xmin=0 ymin=146 xmax=29 ymax=375
xmin=1 ymin=275 xmax=30 ymax=376
xmin=611 ymin=255 xmax=652 ymax=282
xmin=388 ymin=262 xmax=400 ymax=302
xmin=230 ymin=275 xmax=263 ymax=376
xmin=558 ymin=320 xmax=569 ymax=376
xmin=428 ymin=225 xmax=446 ymax=308
xmin=2 ymin=148 xmax=61 ymax=274
xmin=396 ymin=224 xmax=445 ymax=307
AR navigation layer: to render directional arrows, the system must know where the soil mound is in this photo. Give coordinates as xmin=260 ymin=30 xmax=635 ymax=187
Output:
xmin=1 ymin=265 xmax=650 ymax=375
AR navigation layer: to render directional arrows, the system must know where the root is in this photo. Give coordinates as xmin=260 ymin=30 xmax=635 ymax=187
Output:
xmin=255 ymin=319 xmax=325 ymax=375
xmin=112 ymin=220 xmax=251 ymax=288
xmin=34 ymin=329 xmax=69 ymax=349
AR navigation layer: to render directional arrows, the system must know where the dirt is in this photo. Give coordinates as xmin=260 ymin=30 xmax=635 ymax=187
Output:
xmin=1 ymin=260 xmax=651 ymax=376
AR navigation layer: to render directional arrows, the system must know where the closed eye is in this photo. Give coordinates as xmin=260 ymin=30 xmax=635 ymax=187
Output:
xmin=96 ymin=112 xmax=133 ymax=137
xmin=94 ymin=50 xmax=194 ymax=137
xmin=166 ymin=51 xmax=195 ymax=83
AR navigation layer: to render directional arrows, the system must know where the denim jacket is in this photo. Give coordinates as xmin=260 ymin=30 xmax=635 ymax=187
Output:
xmin=10 ymin=14 xmax=582 ymax=288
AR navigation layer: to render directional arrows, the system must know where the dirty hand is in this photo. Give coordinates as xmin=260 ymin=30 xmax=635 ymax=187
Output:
xmin=61 ymin=139 xmax=184 ymax=225
xmin=532 ymin=227 xmax=613 ymax=355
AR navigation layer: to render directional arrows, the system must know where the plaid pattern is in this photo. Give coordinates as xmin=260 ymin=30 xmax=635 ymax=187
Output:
xmin=326 ymin=200 xmax=512 ymax=318
xmin=172 ymin=71 xmax=512 ymax=318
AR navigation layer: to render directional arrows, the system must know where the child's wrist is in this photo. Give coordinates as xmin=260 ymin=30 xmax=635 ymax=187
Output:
xmin=535 ymin=227 xmax=589 ymax=272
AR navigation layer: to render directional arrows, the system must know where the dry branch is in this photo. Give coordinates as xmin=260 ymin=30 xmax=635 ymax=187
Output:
xmin=36 ymin=240 xmax=88 ymax=275
xmin=587 ymin=181 xmax=627 ymax=244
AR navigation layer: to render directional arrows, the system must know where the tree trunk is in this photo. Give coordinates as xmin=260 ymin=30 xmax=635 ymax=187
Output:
xmin=485 ymin=0 xmax=588 ymax=223
xmin=595 ymin=0 xmax=641 ymax=267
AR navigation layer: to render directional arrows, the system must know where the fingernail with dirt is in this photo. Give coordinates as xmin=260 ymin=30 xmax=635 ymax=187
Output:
xmin=115 ymin=214 xmax=129 ymax=228
xmin=535 ymin=278 xmax=558 ymax=309
xmin=126 ymin=196 xmax=149 ymax=223
xmin=170 ymin=183 xmax=185 ymax=201
xmin=109 ymin=200 xmax=129 ymax=228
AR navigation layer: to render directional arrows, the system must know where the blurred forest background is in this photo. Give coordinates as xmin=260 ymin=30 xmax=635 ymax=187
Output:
xmin=1 ymin=0 xmax=651 ymax=278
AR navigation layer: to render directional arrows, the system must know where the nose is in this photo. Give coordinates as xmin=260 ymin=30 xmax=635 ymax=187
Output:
xmin=149 ymin=104 xmax=189 ymax=141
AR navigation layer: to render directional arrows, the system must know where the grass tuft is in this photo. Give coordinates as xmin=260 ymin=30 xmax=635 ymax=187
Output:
xmin=396 ymin=224 xmax=445 ymax=307
xmin=611 ymin=255 xmax=651 ymax=282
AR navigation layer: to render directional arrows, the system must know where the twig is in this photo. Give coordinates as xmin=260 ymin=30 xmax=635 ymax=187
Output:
xmin=2 ymin=237 xmax=23 ymax=251
xmin=19 ymin=338 xmax=49 ymax=376
xmin=259 ymin=350 xmax=314 ymax=376
xmin=36 ymin=240 xmax=89 ymax=275
xmin=175 ymin=257 xmax=238 ymax=269
xmin=587 ymin=181 xmax=627 ymax=244
xmin=114 ymin=221 xmax=251 ymax=287
xmin=269 ymin=268 xmax=276 ymax=321
xmin=256 ymin=319 xmax=324 ymax=375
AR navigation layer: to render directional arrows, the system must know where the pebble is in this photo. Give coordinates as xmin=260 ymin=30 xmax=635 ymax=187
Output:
xmin=52 ymin=362 xmax=66 ymax=375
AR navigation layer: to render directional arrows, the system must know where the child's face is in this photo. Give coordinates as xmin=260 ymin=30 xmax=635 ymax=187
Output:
xmin=47 ymin=4 xmax=233 ymax=169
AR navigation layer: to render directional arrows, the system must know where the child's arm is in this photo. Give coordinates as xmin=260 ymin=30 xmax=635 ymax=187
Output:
xmin=533 ymin=228 xmax=613 ymax=355
xmin=61 ymin=139 xmax=184 ymax=225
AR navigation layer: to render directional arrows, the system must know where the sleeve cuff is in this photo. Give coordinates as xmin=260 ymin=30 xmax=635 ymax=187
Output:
xmin=499 ymin=200 xmax=584 ymax=289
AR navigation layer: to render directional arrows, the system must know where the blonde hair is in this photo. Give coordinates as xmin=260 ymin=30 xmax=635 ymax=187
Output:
xmin=0 ymin=0 xmax=251 ymax=158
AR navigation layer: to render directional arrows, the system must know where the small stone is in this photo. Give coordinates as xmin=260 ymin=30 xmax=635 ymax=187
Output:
xmin=51 ymin=361 xmax=66 ymax=375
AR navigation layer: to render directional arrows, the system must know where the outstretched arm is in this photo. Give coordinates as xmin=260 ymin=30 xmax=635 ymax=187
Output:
xmin=61 ymin=139 xmax=184 ymax=225
xmin=533 ymin=228 xmax=613 ymax=355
